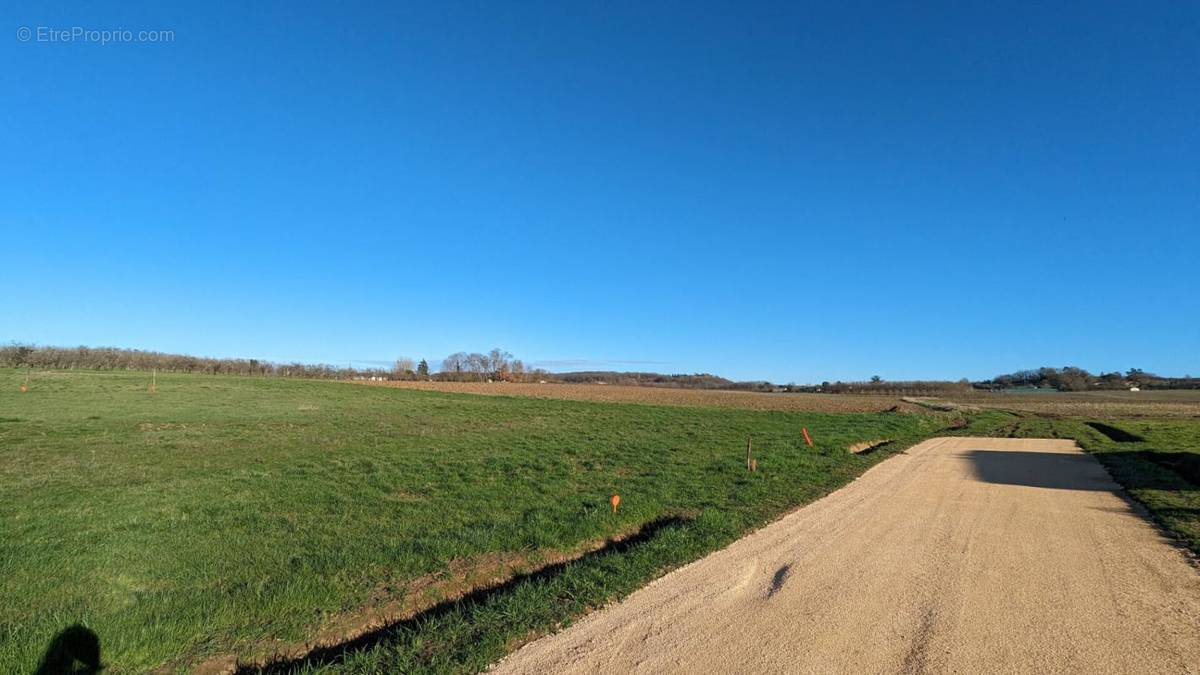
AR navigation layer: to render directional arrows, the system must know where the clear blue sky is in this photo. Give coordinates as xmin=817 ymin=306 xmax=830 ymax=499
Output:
xmin=2 ymin=2 xmax=1197 ymax=382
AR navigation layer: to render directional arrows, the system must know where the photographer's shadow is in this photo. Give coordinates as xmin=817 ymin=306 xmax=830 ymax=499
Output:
xmin=33 ymin=624 xmax=102 ymax=674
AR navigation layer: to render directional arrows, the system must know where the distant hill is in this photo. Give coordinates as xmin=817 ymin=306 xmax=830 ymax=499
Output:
xmin=979 ymin=367 xmax=1200 ymax=392
xmin=553 ymin=371 xmax=738 ymax=388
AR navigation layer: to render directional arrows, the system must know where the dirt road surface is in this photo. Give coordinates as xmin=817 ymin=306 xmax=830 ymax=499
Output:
xmin=492 ymin=437 xmax=1200 ymax=674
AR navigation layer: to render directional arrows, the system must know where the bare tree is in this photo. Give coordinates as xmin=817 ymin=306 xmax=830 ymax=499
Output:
xmin=464 ymin=352 xmax=489 ymax=380
xmin=489 ymin=348 xmax=513 ymax=380
xmin=394 ymin=357 xmax=416 ymax=380
xmin=441 ymin=352 xmax=468 ymax=380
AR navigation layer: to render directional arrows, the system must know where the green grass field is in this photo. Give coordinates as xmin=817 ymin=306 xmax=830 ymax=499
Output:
xmin=0 ymin=370 xmax=949 ymax=673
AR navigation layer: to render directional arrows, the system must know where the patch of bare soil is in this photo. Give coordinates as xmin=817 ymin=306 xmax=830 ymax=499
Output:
xmin=847 ymin=438 xmax=892 ymax=454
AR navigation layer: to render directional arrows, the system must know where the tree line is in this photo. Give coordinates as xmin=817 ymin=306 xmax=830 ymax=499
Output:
xmin=980 ymin=367 xmax=1200 ymax=392
xmin=7 ymin=344 xmax=1195 ymax=393
xmin=554 ymin=371 xmax=737 ymax=388
xmin=1 ymin=343 xmax=556 ymax=383
xmin=788 ymin=378 xmax=974 ymax=396
xmin=0 ymin=344 xmax=391 ymax=379
xmin=392 ymin=349 xmax=550 ymax=383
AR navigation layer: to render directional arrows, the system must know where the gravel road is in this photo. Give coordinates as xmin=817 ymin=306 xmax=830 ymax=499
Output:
xmin=492 ymin=437 xmax=1200 ymax=674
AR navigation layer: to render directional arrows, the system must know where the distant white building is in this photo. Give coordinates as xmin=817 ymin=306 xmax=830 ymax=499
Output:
xmin=1129 ymin=386 xmax=1141 ymax=392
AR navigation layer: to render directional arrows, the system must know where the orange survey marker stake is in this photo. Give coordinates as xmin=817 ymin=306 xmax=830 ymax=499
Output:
xmin=802 ymin=427 xmax=813 ymax=447
xmin=610 ymin=494 xmax=620 ymax=514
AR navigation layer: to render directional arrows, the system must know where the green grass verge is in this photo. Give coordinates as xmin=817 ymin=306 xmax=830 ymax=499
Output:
xmin=0 ymin=369 xmax=948 ymax=673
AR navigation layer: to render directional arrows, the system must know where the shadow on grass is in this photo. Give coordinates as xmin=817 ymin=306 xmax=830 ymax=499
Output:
xmin=1091 ymin=451 xmax=1200 ymax=555
xmin=239 ymin=514 xmax=693 ymax=674
xmin=1085 ymin=422 xmax=1144 ymax=443
xmin=1133 ymin=452 xmax=1200 ymax=486
xmin=1096 ymin=451 xmax=1200 ymax=492
xmin=33 ymin=624 xmax=102 ymax=674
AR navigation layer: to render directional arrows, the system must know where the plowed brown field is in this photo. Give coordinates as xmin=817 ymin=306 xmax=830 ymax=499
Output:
xmin=932 ymin=390 xmax=1200 ymax=418
xmin=360 ymin=381 xmax=925 ymax=413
